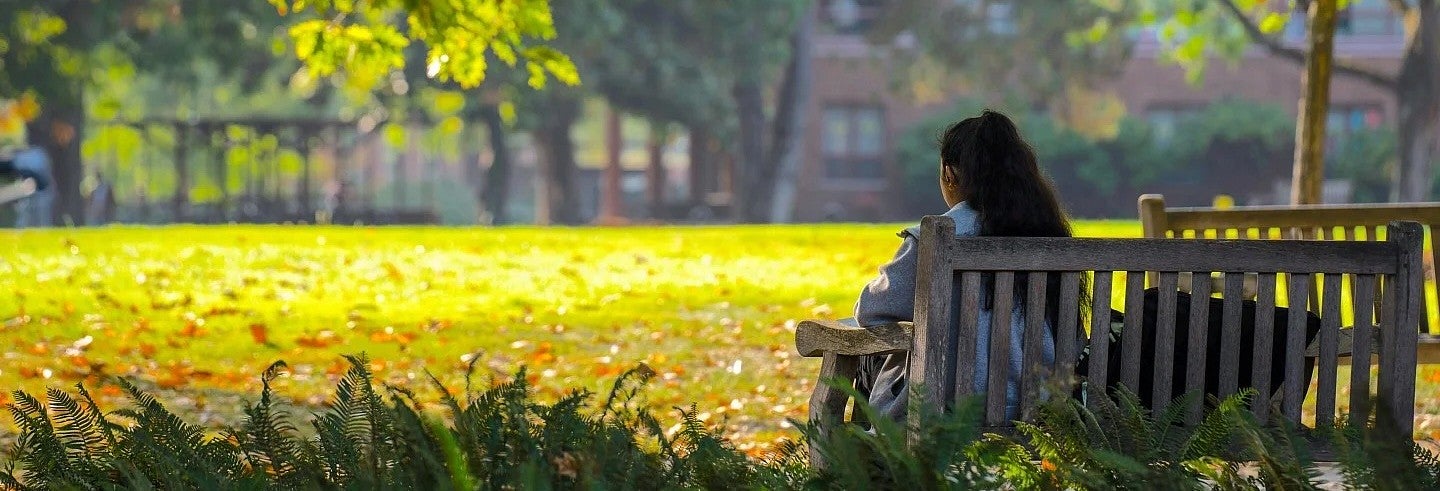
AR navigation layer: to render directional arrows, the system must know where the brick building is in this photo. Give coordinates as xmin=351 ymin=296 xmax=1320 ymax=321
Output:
xmin=794 ymin=0 xmax=1416 ymax=221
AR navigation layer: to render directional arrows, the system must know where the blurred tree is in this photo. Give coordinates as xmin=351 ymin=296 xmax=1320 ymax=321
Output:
xmin=551 ymin=0 xmax=736 ymax=220
xmin=267 ymin=0 xmax=578 ymax=92
xmin=0 ymin=0 xmax=290 ymax=225
xmin=871 ymin=0 xmax=1139 ymax=129
xmin=267 ymin=0 xmax=587 ymax=224
xmin=672 ymin=0 xmax=812 ymax=223
xmin=1120 ymin=0 xmax=1439 ymax=202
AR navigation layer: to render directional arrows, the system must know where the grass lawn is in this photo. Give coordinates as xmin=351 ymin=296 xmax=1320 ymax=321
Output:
xmin=2 ymin=220 xmax=1436 ymax=453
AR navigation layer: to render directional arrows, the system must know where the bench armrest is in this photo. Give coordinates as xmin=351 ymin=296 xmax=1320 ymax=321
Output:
xmin=795 ymin=319 xmax=912 ymax=358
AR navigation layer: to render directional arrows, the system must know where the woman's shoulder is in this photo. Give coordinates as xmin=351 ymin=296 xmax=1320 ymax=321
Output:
xmin=899 ymin=202 xmax=978 ymax=239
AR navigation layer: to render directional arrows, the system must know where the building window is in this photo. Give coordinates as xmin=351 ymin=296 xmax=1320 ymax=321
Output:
xmin=822 ymin=105 xmax=886 ymax=180
xmin=948 ymin=0 xmax=1016 ymax=36
xmin=985 ymin=2 xmax=1016 ymax=36
xmin=821 ymin=0 xmax=885 ymax=35
xmin=1325 ymin=105 xmax=1385 ymax=150
xmin=1337 ymin=0 xmax=1402 ymax=36
xmin=1145 ymin=105 xmax=1201 ymax=145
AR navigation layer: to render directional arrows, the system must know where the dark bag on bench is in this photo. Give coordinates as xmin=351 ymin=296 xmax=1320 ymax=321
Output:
xmin=1078 ymin=288 xmax=1321 ymax=413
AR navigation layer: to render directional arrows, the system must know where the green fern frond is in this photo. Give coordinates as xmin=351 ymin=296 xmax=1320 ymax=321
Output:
xmin=46 ymin=386 xmax=111 ymax=481
xmin=1182 ymin=390 xmax=1252 ymax=461
xmin=74 ymin=384 xmax=120 ymax=450
xmin=234 ymin=361 xmax=304 ymax=483
xmin=7 ymin=390 xmax=68 ymax=488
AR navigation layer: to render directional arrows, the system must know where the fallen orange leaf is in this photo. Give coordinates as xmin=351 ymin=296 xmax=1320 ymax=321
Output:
xmin=156 ymin=374 xmax=184 ymax=389
xmin=250 ymin=324 xmax=269 ymax=344
xmin=180 ymin=321 xmax=202 ymax=337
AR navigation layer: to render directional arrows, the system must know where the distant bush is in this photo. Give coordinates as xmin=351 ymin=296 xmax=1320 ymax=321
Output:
xmin=897 ymin=99 xmax=1303 ymax=218
xmin=1327 ymin=127 xmax=1398 ymax=203
xmin=5 ymin=355 xmax=1438 ymax=489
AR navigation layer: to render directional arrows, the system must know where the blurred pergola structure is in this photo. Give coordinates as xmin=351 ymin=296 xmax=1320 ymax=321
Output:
xmin=93 ymin=117 xmax=440 ymax=225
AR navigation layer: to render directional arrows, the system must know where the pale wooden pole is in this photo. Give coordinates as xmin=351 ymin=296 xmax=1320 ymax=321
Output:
xmin=599 ymin=107 xmax=625 ymax=223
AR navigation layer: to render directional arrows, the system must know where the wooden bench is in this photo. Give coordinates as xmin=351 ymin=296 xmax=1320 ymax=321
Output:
xmin=1139 ymin=194 xmax=1440 ymax=364
xmin=797 ymin=216 xmax=1423 ymax=462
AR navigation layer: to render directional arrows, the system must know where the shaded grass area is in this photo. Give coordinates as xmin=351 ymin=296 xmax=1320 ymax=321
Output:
xmin=1 ymin=220 xmax=1435 ymax=449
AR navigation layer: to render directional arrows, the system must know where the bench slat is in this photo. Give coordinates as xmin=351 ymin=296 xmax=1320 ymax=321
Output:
xmin=1056 ymin=272 xmax=1082 ymax=380
xmin=1186 ymin=271 xmax=1212 ymax=425
xmin=943 ymin=238 xmax=1396 ymax=274
xmin=1087 ymin=271 xmax=1114 ymax=409
xmin=1163 ymin=204 xmax=1440 ymax=230
xmin=1220 ymin=273 xmax=1245 ymax=398
xmin=1284 ymin=273 xmax=1312 ymax=422
xmin=1251 ymin=273 xmax=1278 ymax=423
xmin=1021 ymin=272 xmax=1048 ymax=420
xmin=1122 ymin=272 xmax=1146 ymax=393
xmin=1350 ymin=274 xmax=1377 ymax=426
xmin=1153 ymin=272 xmax=1180 ymax=414
xmin=986 ymin=272 xmax=1016 ymax=426
xmin=955 ymin=272 xmax=981 ymax=403
xmin=1317 ymin=273 xmax=1343 ymax=427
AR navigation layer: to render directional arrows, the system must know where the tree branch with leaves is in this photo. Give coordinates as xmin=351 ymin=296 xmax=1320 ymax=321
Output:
xmin=268 ymin=0 xmax=579 ymax=91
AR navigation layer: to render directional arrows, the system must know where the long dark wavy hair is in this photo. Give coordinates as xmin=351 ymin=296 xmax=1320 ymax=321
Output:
xmin=939 ymin=110 xmax=1091 ymax=330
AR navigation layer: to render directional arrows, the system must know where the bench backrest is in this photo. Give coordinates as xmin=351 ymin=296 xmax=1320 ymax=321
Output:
xmin=1139 ymin=193 xmax=1440 ymax=335
xmin=909 ymin=215 xmax=1422 ymax=437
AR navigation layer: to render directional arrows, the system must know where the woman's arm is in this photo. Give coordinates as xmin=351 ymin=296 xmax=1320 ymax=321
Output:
xmin=854 ymin=234 xmax=920 ymax=327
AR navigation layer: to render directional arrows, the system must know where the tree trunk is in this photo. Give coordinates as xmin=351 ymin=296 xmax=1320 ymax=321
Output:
xmin=732 ymin=81 xmax=768 ymax=222
xmin=478 ymin=104 xmax=513 ymax=224
xmin=1290 ymin=0 xmax=1337 ymax=205
xmin=30 ymin=100 xmax=85 ymax=226
xmin=687 ymin=124 xmax=713 ymax=208
xmin=532 ymin=94 xmax=583 ymax=225
xmin=172 ymin=122 xmax=190 ymax=221
xmin=1393 ymin=0 xmax=1440 ymax=202
xmin=647 ymin=122 xmax=667 ymax=220
xmin=767 ymin=4 xmax=816 ymax=223
xmin=600 ymin=108 xmax=624 ymax=223
xmin=23 ymin=0 xmax=92 ymax=227
xmin=462 ymin=124 xmax=485 ymax=221
xmin=297 ymin=127 xmax=313 ymax=217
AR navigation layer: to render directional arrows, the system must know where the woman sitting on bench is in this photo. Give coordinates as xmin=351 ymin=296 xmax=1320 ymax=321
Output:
xmin=851 ymin=110 xmax=1320 ymax=423
xmin=853 ymin=110 xmax=1081 ymax=422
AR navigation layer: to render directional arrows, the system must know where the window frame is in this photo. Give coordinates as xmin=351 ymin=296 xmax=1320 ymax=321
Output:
xmin=820 ymin=103 xmax=889 ymax=183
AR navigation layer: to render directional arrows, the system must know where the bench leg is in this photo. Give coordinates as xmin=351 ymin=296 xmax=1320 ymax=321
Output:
xmin=807 ymin=352 xmax=859 ymax=470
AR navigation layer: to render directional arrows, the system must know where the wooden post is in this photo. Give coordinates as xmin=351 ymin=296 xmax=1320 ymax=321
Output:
xmin=647 ymin=122 xmax=667 ymax=220
xmin=1139 ymin=194 xmax=1168 ymax=287
xmin=599 ymin=108 xmax=624 ymax=224
xmin=298 ymin=125 xmax=314 ymax=217
xmin=171 ymin=122 xmax=190 ymax=222
xmin=1138 ymin=194 xmax=1169 ymax=238
xmin=213 ymin=125 xmax=231 ymax=220
xmin=1291 ymin=0 xmax=1337 ymax=205
xmin=687 ymin=126 xmax=710 ymax=209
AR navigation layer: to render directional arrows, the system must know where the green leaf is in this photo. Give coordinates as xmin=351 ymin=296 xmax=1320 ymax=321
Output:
xmin=430 ymin=91 xmax=466 ymax=116
xmin=498 ymin=101 xmax=517 ymax=126
xmin=1259 ymin=13 xmax=1289 ymax=34
xmin=384 ymin=124 xmax=406 ymax=148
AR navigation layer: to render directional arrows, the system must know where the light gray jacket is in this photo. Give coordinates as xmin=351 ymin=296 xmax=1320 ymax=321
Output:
xmin=854 ymin=202 xmax=1055 ymax=422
